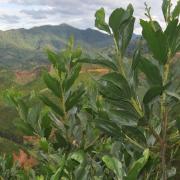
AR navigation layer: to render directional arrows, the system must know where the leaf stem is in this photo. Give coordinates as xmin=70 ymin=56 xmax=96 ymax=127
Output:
xmin=160 ymin=62 xmax=170 ymax=180
xmin=113 ymin=37 xmax=126 ymax=77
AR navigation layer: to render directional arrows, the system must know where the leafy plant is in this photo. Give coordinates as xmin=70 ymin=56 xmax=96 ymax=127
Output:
xmin=82 ymin=0 xmax=179 ymax=179
xmin=1 ymin=1 xmax=179 ymax=179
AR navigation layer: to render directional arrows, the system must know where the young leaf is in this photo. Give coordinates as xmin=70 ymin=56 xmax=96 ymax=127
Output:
xmin=46 ymin=49 xmax=58 ymax=67
xmin=131 ymin=48 xmax=141 ymax=72
xmin=125 ymin=149 xmax=149 ymax=180
xmin=162 ymin=0 xmax=170 ymax=22
xmin=109 ymin=8 xmax=126 ymax=48
xmin=40 ymin=95 xmax=64 ymax=117
xmin=44 ymin=73 xmax=62 ymax=98
xmin=140 ymin=20 xmax=168 ymax=64
xmin=172 ymin=0 xmax=180 ymax=19
xmin=95 ymin=8 xmax=111 ymax=34
xmin=121 ymin=17 xmax=135 ymax=56
xmin=72 ymin=47 xmax=82 ymax=60
xmin=63 ymin=64 xmax=81 ymax=91
xmin=102 ymin=155 xmax=123 ymax=180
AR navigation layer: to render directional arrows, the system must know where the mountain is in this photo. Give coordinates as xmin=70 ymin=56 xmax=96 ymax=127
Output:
xmin=0 ymin=24 xmax=139 ymax=69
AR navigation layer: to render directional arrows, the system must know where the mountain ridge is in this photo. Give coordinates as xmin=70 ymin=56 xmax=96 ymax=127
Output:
xmin=0 ymin=23 xmax=139 ymax=69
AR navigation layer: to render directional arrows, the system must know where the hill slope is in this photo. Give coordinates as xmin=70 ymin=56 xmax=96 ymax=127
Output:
xmin=0 ymin=24 xmax=139 ymax=69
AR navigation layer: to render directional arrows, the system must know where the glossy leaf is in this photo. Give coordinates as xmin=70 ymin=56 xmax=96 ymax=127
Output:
xmin=164 ymin=19 xmax=180 ymax=57
xmin=100 ymin=72 xmax=132 ymax=99
xmin=70 ymin=150 xmax=85 ymax=164
xmin=102 ymin=155 xmax=123 ymax=180
xmin=125 ymin=149 xmax=149 ymax=180
xmin=109 ymin=8 xmax=126 ymax=47
xmin=140 ymin=20 xmax=168 ymax=64
xmin=139 ymin=57 xmax=162 ymax=86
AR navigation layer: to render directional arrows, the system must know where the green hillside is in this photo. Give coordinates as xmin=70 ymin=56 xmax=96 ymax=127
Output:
xmin=0 ymin=24 xmax=140 ymax=69
xmin=0 ymin=24 xmax=110 ymax=68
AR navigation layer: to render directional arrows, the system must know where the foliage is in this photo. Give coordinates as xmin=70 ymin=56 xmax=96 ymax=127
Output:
xmin=0 ymin=0 xmax=179 ymax=179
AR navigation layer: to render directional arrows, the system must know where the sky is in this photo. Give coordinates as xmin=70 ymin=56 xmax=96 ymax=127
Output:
xmin=0 ymin=0 xmax=178 ymax=34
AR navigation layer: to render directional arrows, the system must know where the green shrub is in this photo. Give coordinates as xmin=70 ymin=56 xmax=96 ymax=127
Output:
xmin=0 ymin=0 xmax=179 ymax=179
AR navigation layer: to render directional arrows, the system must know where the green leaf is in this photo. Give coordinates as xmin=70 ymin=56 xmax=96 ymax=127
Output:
xmin=166 ymin=91 xmax=180 ymax=101
xmin=109 ymin=8 xmax=126 ymax=47
xmin=70 ymin=150 xmax=85 ymax=164
xmin=162 ymin=0 xmax=170 ymax=22
xmin=125 ymin=149 xmax=149 ymax=180
xmin=164 ymin=19 xmax=180 ymax=57
xmin=122 ymin=126 xmax=147 ymax=146
xmin=100 ymin=72 xmax=132 ymax=99
xmin=143 ymin=86 xmax=164 ymax=104
xmin=39 ymin=138 xmax=49 ymax=153
xmin=72 ymin=47 xmax=82 ymax=59
xmin=15 ymin=121 xmax=34 ymax=135
xmin=46 ymin=49 xmax=58 ymax=67
xmin=121 ymin=17 xmax=135 ymax=56
xmin=131 ymin=48 xmax=141 ymax=72
xmin=95 ymin=8 xmax=111 ymax=34
xmin=27 ymin=105 xmax=40 ymax=127
xmin=74 ymin=165 xmax=89 ymax=180
xmin=95 ymin=111 xmax=122 ymax=137
xmin=140 ymin=20 xmax=168 ymax=64
xmin=17 ymin=99 xmax=29 ymax=120
xmin=44 ymin=73 xmax=62 ymax=98
xmin=40 ymin=95 xmax=64 ymax=117
xmin=176 ymin=117 xmax=180 ymax=131
xmin=102 ymin=155 xmax=123 ymax=180
xmin=41 ymin=113 xmax=52 ymax=138
xmin=65 ymin=87 xmax=85 ymax=111
xmin=63 ymin=64 xmax=81 ymax=91
xmin=139 ymin=57 xmax=162 ymax=86
xmin=50 ymin=155 xmax=66 ymax=180
xmin=126 ymin=4 xmax=134 ymax=16
xmin=172 ymin=0 xmax=180 ymax=19
xmin=78 ymin=58 xmax=118 ymax=71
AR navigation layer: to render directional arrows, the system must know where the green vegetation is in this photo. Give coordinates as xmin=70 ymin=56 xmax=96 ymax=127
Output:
xmin=0 ymin=24 xmax=113 ymax=69
xmin=0 ymin=0 xmax=180 ymax=179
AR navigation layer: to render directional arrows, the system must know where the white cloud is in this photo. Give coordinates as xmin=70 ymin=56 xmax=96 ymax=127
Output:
xmin=0 ymin=0 xmax=178 ymax=33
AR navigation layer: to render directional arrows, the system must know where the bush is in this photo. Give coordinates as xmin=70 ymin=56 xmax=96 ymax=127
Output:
xmin=1 ymin=0 xmax=179 ymax=179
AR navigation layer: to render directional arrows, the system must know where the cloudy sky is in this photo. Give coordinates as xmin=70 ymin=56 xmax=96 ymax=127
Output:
xmin=0 ymin=0 xmax=178 ymax=34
